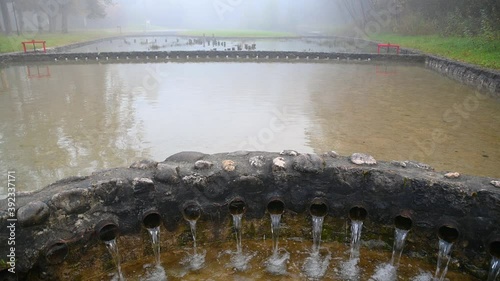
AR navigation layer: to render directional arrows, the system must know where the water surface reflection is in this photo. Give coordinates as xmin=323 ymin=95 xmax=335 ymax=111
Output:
xmin=0 ymin=62 xmax=498 ymax=193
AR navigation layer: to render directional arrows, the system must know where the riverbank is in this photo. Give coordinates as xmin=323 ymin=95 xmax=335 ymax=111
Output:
xmin=370 ymin=34 xmax=500 ymax=70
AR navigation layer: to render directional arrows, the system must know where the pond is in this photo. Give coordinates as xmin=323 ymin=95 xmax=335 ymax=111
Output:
xmin=0 ymin=61 xmax=499 ymax=193
xmin=61 ymin=36 xmax=376 ymax=53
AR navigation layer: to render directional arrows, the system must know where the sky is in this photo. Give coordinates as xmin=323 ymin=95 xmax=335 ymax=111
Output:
xmin=88 ymin=0 xmax=349 ymax=31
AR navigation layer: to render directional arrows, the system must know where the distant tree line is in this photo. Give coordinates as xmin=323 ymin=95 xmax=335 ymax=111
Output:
xmin=339 ymin=0 xmax=499 ymax=38
xmin=0 ymin=0 xmax=112 ymax=34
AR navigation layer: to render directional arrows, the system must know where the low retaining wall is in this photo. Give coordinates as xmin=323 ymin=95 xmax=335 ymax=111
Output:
xmin=0 ymin=151 xmax=499 ymax=279
xmin=426 ymin=55 xmax=500 ymax=98
xmin=0 ymin=50 xmax=426 ymax=65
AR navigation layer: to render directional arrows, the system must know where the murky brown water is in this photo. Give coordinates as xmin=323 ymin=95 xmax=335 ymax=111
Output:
xmin=0 ymin=62 xmax=499 ymax=194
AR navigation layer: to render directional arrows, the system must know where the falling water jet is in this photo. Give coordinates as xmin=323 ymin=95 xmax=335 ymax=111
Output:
xmin=391 ymin=213 xmax=412 ymax=266
xmin=338 ymin=206 xmax=367 ymax=281
xmin=142 ymin=211 xmax=162 ymax=265
xmin=227 ymin=198 xmax=254 ymax=271
xmin=181 ymin=203 xmax=205 ymax=271
xmin=142 ymin=211 xmax=167 ymax=281
xmin=302 ymin=198 xmax=331 ymax=279
xmin=96 ymin=221 xmax=124 ymax=281
xmin=369 ymin=213 xmax=412 ymax=281
xmin=487 ymin=237 xmax=500 ymax=281
xmin=434 ymin=224 xmax=460 ymax=281
xmin=348 ymin=206 xmax=367 ymax=259
xmin=265 ymin=198 xmax=289 ymax=275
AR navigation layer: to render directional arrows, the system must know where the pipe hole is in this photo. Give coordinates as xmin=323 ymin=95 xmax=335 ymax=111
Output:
xmin=96 ymin=222 xmax=119 ymax=242
xmin=438 ymin=225 xmax=460 ymax=243
xmin=394 ymin=215 xmax=413 ymax=230
xmin=267 ymin=199 xmax=285 ymax=215
xmin=45 ymin=242 xmax=69 ymax=265
xmin=229 ymin=199 xmax=246 ymax=215
xmin=309 ymin=199 xmax=328 ymax=217
xmin=183 ymin=203 xmax=201 ymax=221
xmin=489 ymin=240 xmax=500 ymax=258
xmin=349 ymin=206 xmax=368 ymax=221
xmin=143 ymin=211 xmax=161 ymax=229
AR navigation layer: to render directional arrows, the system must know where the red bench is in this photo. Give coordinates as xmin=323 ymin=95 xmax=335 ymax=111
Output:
xmin=377 ymin=43 xmax=400 ymax=55
xmin=22 ymin=40 xmax=47 ymax=53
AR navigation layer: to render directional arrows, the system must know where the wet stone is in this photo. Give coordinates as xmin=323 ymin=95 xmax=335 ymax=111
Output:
xmin=249 ymin=155 xmax=265 ymax=168
xmin=51 ymin=189 xmax=90 ymax=214
xmin=491 ymin=180 xmax=500 ymax=188
xmin=194 ymin=160 xmax=213 ymax=170
xmin=165 ymin=151 xmax=207 ymax=163
xmin=391 ymin=161 xmax=407 ymax=168
xmin=130 ymin=159 xmax=158 ymax=169
xmin=292 ymin=153 xmax=324 ymax=174
xmin=323 ymin=151 xmax=339 ymax=158
xmin=154 ymin=163 xmax=179 ymax=184
xmin=133 ymin=178 xmax=155 ymax=194
xmin=404 ymin=161 xmax=433 ymax=171
xmin=445 ymin=172 xmax=461 ymax=179
xmin=182 ymin=174 xmax=207 ymax=188
xmin=280 ymin=150 xmax=298 ymax=156
xmin=350 ymin=153 xmax=377 ymax=165
xmin=272 ymin=157 xmax=286 ymax=171
xmin=222 ymin=160 xmax=236 ymax=172
xmin=17 ymin=201 xmax=50 ymax=227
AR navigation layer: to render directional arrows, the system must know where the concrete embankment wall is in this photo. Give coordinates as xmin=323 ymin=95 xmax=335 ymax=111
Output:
xmin=426 ymin=55 xmax=500 ymax=98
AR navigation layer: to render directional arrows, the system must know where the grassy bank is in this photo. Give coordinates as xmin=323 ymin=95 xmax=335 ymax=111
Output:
xmin=181 ymin=29 xmax=297 ymax=38
xmin=370 ymin=34 xmax=500 ymax=70
xmin=0 ymin=30 xmax=119 ymax=53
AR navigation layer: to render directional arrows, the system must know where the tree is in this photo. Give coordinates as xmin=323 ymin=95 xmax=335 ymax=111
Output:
xmin=0 ymin=0 xmax=13 ymax=34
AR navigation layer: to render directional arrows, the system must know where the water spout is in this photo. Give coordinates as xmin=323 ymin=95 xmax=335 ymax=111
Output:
xmin=96 ymin=221 xmax=124 ymax=280
xmin=181 ymin=203 xmax=205 ymax=271
xmin=265 ymin=199 xmax=289 ymax=275
xmin=45 ymin=241 xmax=69 ymax=265
xmin=488 ymin=238 xmax=500 ymax=281
xmin=348 ymin=206 xmax=367 ymax=259
xmin=391 ymin=214 xmax=412 ymax=266
xmin=310 ymin=199 xmax=328 ymax=254
xmin=142 ymin=211 xmax=161 ymax=265
xmin=303 ymin=199 xmax=330 ymax=279
xmin=434 ymin=224 xmax=459 ymax=281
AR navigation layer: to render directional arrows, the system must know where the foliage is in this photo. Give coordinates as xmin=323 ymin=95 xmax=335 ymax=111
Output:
xmin=370 ymin=33 xmax=500 ymax=70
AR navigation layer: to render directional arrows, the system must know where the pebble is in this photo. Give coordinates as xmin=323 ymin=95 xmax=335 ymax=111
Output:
xmin=445 ymin=172 xmax=460 ymax=179
xmin=222 ymin=160 xmax=236 ymax=172
xmin=350 ymin=153 xmax=377 ymax=165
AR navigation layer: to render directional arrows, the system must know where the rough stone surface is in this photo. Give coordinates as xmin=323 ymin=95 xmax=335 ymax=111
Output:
xmin=491 ymin=180 xmax=500 ymax=188
xmin=391 ymin=161 xmax=407 ymax=168
xmin=280 ymin=150 xmax=298 ymax=156
xmin=292 ymin=153 xmax=324 ymax=173
xmin=130 ymin=159 xmax=158 ymax=169
xmin=445 ymin=172 xmax=461 ymax=179
xmin=50 ymin=189 xmax=90 ymax=214
xmin=17 ymin=201 xmax=50 ymax=227
xmin=249 ymin=156 xmax=265 ymax=168
xmin=194 ymin=160 xmax=213 ymax=170
xmin=222 ymin=160 xmax=236 ymax=172
xmin=404 ymin=161 xmax=434 ymax=171
xmin=350 ymin=153 xmax=377 ymax=165
xmin=272 ymin=157 xmax=286 ymax=171
xmin=323 ymin=151 xmax=339 ymax=158
xmin=0 ymin=150 xmax=499 ymax=278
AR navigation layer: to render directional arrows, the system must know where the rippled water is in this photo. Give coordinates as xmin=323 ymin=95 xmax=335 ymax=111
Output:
xmin=0 ymin=61 xmax=499 ymax=193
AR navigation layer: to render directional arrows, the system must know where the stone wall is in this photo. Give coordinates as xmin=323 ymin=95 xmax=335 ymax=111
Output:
xmin=0 ymin=151 xmax=499 ymax=279
xmin=426 ymin=55 xmax=500 ymax=98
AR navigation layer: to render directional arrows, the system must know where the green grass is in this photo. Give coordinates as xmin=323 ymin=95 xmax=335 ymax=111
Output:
xmin=0 ymin=30 xmax=119 ymax=53
xmin=181 ymin=29 xmax=297 ymax=38
xmin=370 ymin=34 xmax=500 ymax=70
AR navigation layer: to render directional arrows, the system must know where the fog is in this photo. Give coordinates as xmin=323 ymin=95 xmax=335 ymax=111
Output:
xmin=87 ymin=0 xmax=349 ymax=32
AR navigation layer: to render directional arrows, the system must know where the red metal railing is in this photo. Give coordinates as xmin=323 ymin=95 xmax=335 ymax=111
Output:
xmin=22 ymin=40 xmax=47 ymax=53
xmin=377 ymin=43 xmax=400 ymax=55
